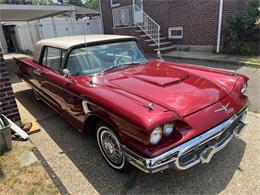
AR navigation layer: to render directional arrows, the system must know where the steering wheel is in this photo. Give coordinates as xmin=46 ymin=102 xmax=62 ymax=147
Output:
xmin=115 ymin=55 xmax=133 ymax=67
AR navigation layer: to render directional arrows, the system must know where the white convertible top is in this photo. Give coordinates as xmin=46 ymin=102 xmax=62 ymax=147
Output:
xmin=33 ymin=35 xmax=136 ymax=62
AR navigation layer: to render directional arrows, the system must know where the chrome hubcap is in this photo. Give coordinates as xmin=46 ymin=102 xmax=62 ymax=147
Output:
xmin=100 ymin=130 xmax=123 ymax=165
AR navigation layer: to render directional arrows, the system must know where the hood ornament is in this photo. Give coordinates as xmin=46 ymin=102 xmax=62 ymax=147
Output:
xmin=145 ymin=103 xmax=154 ymax=110
xmin=214 ymin=103 xmax=230 ymax=113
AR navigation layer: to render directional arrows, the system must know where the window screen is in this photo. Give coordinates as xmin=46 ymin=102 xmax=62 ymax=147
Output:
xmin=168 ymin=27 xmax=183 ymax=39
xmin=111 ymin=0 xmax=120 ymax=7
xmin=171 ymin=30 xmax=182 ymax=36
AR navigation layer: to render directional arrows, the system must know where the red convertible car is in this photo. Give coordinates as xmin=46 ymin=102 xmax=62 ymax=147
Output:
xmin=15 ymin=35 xmax=248 ymax=173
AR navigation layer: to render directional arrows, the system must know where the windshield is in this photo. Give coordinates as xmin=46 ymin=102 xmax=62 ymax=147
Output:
xmin=66 ymin=41 xmax=147 ymax=76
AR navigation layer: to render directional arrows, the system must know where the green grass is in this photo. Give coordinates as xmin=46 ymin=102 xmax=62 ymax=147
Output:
xmin=0 ymin=142 xmax=59 ymax=195
xmin=242 ymin=56 xmax=260 ymax=65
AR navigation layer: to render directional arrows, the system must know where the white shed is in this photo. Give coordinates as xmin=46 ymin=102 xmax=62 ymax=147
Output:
xmin=0 ymin=4 xmax=102 ymax=53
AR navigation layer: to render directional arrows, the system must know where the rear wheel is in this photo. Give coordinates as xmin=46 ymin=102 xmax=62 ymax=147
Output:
xmin=96 ymin=122 xmax=130 ymax=172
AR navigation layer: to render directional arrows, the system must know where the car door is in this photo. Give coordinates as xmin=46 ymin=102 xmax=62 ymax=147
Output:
xmin=40 ymin=46 xmax=85 ymax=129
xmin=38 ymin=47 xmax=66 ymax=111
xmin=15 ymin=56 xmax=44 ymax=92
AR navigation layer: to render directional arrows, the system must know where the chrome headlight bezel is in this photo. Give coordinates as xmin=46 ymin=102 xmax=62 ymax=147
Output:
xmin=241 ymin=82 xmax=248 ymax=94
xmin=150 ymin=127 xmax=162 ymax=145
xmin=163 ymin=122 xmax=176 ymax=136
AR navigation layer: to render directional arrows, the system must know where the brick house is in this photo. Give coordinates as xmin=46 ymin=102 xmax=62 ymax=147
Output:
xmin=100 ymin=0 xmax=249 ymax=53
xmin=0 ymin=48 xmax=21 ymax=122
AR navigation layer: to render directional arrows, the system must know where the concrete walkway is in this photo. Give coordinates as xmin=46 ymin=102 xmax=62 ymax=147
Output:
xmin=163 ymin=51 xmax=260 ymax=67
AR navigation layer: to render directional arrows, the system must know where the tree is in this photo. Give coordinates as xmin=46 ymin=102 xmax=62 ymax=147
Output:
xmin=0 ymin=0 xmax=21 ymax=3
xmin=32 ymin=0 xmax=52 ymax=4
xmin=68 ymin=0 xmax=82 ymax=6
xmin=84 ymin=0 xmax=99 ymax=11
xmin=223 ymin=0 xmax=260 ymax=55
xmin=0 ymin=0 xmax=51 ymax=4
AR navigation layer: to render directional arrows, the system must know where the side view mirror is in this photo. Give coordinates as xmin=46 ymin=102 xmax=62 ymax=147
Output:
xmin=62 ymin=69 xmax=77 ymax=84
xmin=62 ymin=69 xmax=71 ymax=77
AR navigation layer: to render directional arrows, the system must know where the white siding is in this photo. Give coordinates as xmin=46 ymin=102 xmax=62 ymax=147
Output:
xmin=9 ymin=17 xmax=103 ymax=52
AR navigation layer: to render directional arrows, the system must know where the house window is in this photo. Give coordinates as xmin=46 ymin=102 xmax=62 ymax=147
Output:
xmin=110 ymin=0 xmax=120 ymax=7
xmin=168 ymin=27 xmax=183 ymax=39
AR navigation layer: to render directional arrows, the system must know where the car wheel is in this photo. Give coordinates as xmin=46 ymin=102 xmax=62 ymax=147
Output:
xmin=33 ymin=89 xmax=41 ymax=101
xmin=96 ymin=122 xmax=130 ymax=172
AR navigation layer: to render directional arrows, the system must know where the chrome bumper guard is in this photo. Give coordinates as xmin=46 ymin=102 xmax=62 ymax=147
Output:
xmin=121 ymin=107 xmax=247 ymax=173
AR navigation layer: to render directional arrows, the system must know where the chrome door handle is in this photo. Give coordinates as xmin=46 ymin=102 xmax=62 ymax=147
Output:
xmin=33 ymin=69 xmax=42 ymax=77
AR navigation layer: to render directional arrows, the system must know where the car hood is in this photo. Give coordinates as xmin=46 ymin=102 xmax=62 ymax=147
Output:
xmin=79 ymin=60 xmax=238 ymax=117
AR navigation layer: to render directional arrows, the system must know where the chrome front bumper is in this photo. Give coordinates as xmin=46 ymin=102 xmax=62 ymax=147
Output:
xmin=121 ymin=108 xmax=247 ymax=173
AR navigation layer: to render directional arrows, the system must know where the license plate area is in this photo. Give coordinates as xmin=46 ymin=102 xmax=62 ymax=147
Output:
xmin=178 ymin=115 xmax=243 ymax=167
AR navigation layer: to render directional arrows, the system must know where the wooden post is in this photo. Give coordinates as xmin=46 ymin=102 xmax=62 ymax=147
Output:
xmin=51 ymin=16 xmax=58 ymax=37
xmin=37 ymin=19 xmax=44 ymax=40
xmin=70 ymin=11 xmax=76 ymax=35
xmin=26 ymin=21 xmax=35 ymax=51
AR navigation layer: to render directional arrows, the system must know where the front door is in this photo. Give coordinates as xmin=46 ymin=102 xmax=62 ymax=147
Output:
xmin=133 ymin=0 xmax=143 ymax=24
xmin=39 ymin=46 xmax=85 ymax=129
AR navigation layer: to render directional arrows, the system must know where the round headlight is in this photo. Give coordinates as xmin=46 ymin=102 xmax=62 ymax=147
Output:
xmin=163 ymin=122 xmax=175 ymax=136
xmin=241 ymin=83 xmax=247 ymax=94
xmin=150 ymin=127 xmax=162 ymax=145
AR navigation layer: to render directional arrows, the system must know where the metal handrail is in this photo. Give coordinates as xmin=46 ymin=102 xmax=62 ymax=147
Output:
xmin=112 ymin=5 xmax=160 ymax=52
xmin=133 ymin=5 xmax=160 ymax=52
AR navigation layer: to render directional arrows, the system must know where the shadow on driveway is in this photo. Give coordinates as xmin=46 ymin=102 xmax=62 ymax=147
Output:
xmin=14 ymin=88 xmax=246 ymax=194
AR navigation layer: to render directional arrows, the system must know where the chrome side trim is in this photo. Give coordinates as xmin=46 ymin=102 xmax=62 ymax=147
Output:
xmin=121 ymin=108 xmax=247 ymax=173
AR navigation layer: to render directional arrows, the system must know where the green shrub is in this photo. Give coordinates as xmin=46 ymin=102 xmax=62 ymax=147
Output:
xmin=223 ymin=0 xmax=260 ymax=55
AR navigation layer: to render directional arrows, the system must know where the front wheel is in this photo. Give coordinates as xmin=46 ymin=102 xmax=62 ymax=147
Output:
xmin=96 ymin=123 xmax=130 ymax=172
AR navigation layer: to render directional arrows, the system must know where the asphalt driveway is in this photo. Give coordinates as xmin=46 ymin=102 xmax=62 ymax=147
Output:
xmin=5 ymin=54 xmax=260 ymax=194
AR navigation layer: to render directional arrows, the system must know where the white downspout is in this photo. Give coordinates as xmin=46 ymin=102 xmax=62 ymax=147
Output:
xmin=216 ymin=0 xmax=224 ymax=53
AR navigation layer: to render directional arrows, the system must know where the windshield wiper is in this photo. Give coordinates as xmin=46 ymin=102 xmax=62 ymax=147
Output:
xmin=100 ymin=63 xmax=122 ymax=73
xmin=100 ymin=61 xmax=145 ymax=74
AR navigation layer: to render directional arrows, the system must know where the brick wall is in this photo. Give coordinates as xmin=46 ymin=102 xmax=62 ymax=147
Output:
xmin=0 ymin=48 xmax=20 ymax=122
xmin=101 ymin=0 xmax=249 ymax=48
xmin=143 ymin=0 xmax=249 ymax=46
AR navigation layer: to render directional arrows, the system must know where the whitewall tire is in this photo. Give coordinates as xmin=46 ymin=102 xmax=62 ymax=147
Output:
xmin=96 ymin=123 xmax=130 ymax=172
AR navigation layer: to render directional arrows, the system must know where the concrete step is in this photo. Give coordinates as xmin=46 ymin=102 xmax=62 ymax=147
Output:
xmin=139 ymin=33 xmax=162 ymax=38
xmin=149 ymin=41 xmax=172 ymax=47
xmin=135 ymin=29 xmax=160 ymax=33
xmin=144 ymin=37 xmax=167 ymax=42
xmin=154 ymin=45 xmax=177 ymax=52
